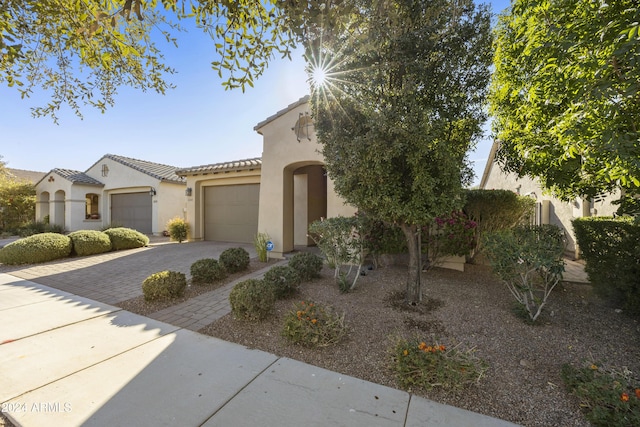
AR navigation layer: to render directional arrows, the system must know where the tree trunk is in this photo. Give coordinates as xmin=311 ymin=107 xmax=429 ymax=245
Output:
xmin=400 ymin=223 xmax=422 ymax=305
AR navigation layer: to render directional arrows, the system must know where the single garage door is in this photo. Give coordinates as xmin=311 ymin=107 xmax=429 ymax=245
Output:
xmin=111 ymin=193 xmax=152 ymax=234
xmin=204 ymin=184 xmax=259 ymax=243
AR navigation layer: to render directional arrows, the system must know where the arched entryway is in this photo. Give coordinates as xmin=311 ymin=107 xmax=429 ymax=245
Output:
xmin=283 ymin=162 xmax=327 ymax=251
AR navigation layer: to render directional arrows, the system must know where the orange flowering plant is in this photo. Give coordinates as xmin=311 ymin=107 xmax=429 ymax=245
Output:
xmin=392 ymin=338 xmax=487 ymax=391
xmin=281 ymin=301 xmax=346 ymax=348
xmin=561 ymin=362 xmax=640 ymax=426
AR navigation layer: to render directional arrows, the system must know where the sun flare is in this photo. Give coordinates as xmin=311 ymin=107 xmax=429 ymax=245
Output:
xmin=311 ymin=66 xmax=328 ymax=87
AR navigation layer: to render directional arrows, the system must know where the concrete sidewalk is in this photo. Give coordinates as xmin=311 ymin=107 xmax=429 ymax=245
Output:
xmin=0 ymin=274 xmax=520 ymax=427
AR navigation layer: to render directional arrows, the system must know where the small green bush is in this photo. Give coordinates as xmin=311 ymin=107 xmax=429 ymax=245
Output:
xmin=103 ymin=227 xmax=149 ymax=250
xmin=484 ymin=224 xmax=566 ymax=322
xmin=0 ymin=233 xmax=72 ymax=265
xmin=263 ymin=265 xmax=301 ymax=299
xmin=573 ymin=217 xmax=640 ymax=315
xmin=100 ymin=222 xmax=124 ymax=231
xmin=288 ymin=252 xmax=323 ymax=281
xmin=142 ymin=270 xmax=187 ymax=301
xmin=561 ymin=362 xmax=640 ymax=426
xmin=229 ymin=279 xmax=275 ymax=321
xmin=253 ymin=232 xmax=270 ymax=262
xmin=190 ymin=258 xmax=227 ymax=285
xmin=166 ymin=217 xmax=189 ymax=243
xmin=308 ymin=216 xmax=365 ymax=291
xmin=69 ymin=230 xmax=112 ymax=256
xmin=219 ymin=247 xmax=250 ymax=273
xmin=392 ymin=338 xmax=487 ymax=390
xmin=281 ymin=301 xmax=346 ymax=347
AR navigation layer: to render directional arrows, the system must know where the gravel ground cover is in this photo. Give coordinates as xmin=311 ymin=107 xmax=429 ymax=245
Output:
xmin=200 ymin=263 xmax=640 ymax=427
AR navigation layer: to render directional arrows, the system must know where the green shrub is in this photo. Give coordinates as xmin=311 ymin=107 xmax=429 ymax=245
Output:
xmin=103 ymin=227 xmax=149 ymax=250
xmin=288 ymin=252 xmax=323 ymax=281
xmin=190 ymin=258 xmax=227 ymax=285
xmin=561 ymin=362 xmax=640 ymax=426
xmin=229 ymin=279 xmax=275 ymax=321
xmin=166 ymin=217 xmax=189 ymax=243
xmin=308 ymin=216 xmax=365 ymax=291
xmin=263 ymin=265 xmax=301 ymax=299
xmin=142 ymin=270 xmax=187 ymax=301
xmin=573 ymin=217 xmax=640 ymax=315
xmin=100 ymin=222 xmax=124 ymax=231
xmin=463 ymin=189 xmax=536 ymax=262
xmin=483 ymin=225 xmax=566 ymax=322
xmin=392 ymin=338 xmax=487 ymax=390
xmin=357 ymin=212 xmax=407 ymax=256
xmin=422 ymin=211 xmax=477 ymax=269
xmin=0 ymin=233 xmax=72 ymax=264
xmin=69 ymin=230 xmax=112 ymax=256
xmin=281 ymin=301 xmax=346 ymax=347
xmin=219 ymin=247 xmax=250 ymax=273
xmin=253 ymin=232 xmax=270 ymax=262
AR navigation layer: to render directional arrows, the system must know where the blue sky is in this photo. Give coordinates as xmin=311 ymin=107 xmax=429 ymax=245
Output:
xmin=0 ymin=1 xmax=511 ymax=185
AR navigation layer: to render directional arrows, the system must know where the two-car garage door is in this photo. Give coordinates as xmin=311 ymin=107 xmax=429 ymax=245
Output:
xmin=204 ymin=184 xmax=259 ymax=243
xmin=111 ymin=193 xmax=152 ymax=234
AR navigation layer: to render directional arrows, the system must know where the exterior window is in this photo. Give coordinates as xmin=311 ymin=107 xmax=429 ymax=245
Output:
xmin=86 ymin=193 xmax=100 ymax=219
xmin=101 ymin=164 xmax=109 ymax=177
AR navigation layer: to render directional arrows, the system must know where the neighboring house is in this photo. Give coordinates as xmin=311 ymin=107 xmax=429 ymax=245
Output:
xmin=6 ymin=168 xmax=46 ymax=184
xmin=35 ymin=154 xmax=187 ymax=235
xmin=480 ymin=141 xmax=619 ymax=258
xmin=178 ymin=96 xmax=356 ymax=258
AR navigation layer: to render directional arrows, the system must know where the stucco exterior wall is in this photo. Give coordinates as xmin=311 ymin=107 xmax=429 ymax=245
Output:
xmin=256 ymin=100 xmax=356 ymax=258
xmin=157 ymin=181 xmax=188 ymax=234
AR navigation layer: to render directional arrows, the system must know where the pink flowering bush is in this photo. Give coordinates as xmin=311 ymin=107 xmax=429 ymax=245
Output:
xmin=422 ymin=211 xmax=477 ymax=269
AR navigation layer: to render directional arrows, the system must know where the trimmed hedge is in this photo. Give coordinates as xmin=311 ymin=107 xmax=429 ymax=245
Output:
xmin=190 ymin=258 xmax=227 ymax=285
xmin=219 ymin=247 xmax=250 ymax=273
xmin=0 ymin=233 xmax=72 ymax=265
xmin=573 ymin=217 xmax=640 ymax=315
xmin=288 ymin=252 xmax=323 ymax=281
xmin=263 ymin=265 xmax=301 ymax=299
xmin=463 ymin=189 xmax=536 ymax=261
xmin=103 ymin=227 xmax=149 ymax=250
xmin=142 ymin=270 xmax=187 ymax=301
xmin=69 ymin=230 xmax=112 ymax=256
xmin=229 ymin=279 xmax=275 ymax=321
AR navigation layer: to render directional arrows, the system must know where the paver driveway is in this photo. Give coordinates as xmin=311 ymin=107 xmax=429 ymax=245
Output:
xmin=0 ymin=240 xmax=256 ymax=305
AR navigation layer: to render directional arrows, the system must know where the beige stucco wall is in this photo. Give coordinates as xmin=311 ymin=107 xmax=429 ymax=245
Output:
xmin=182 ymin=170 xmax=262 ymax=241
xmin=482 ymin=159 xmax=620 ymax=258
xmin=256 ymin=100 xmax=356 ymax=258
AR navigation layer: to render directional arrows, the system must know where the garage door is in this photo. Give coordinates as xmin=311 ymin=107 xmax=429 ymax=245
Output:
xmin=111 ymin=193 xmax=152 ymax=234
xmin=204 ymin=184 xmax=259 ymax=243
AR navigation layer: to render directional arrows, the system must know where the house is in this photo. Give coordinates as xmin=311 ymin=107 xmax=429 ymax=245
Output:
xmin=479 ymin=141 xmax=619 ymax=258
xmin=177 ymin=96 xmax=356 ymax=258
xmin=34 ymin=154 xmax=187 ymax=235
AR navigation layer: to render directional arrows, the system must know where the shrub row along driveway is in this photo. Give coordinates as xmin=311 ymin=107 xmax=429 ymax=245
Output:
xmin=0 ymin=240 xmax=256 ymax=305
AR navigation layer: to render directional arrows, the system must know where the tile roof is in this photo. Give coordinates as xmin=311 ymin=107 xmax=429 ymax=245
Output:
xmin=175 ymin=158 xmax=262 ymax=176
xmin=253 ymin=95 xmax=310 ymax=132
xmin=6 ymin=168 xmax=46 ymax=184
xmin=98 ymin=154 xmax=186 ymax=183
xmin=52 ymin=169 xmax=104 ymax=185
